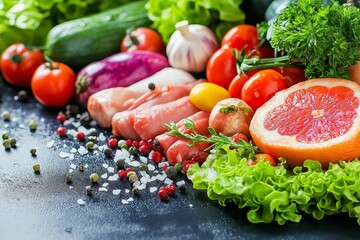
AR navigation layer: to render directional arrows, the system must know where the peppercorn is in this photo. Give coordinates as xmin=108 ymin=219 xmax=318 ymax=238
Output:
xmin=165 ymin=166 xmax=177 ymax=179
xmin=89 ymin=173 xmax=99 ymax=183
xmin=86 ymin=141 xmax=94 ymax=150
xmin=128 ymin=146 xmax=138 ymax=155
xmin=139 ymin=163 xmax=148 ymax=171
xmin=178 ymin=183 xmax=187 ymax=193
xmin=116 ymin=159 xmax=126 ymax=169
xmin=3 ymin=140 xmax=11 ymax=150
xmin=103 ymin=148 xmax=112 ymax=157
xmin=120 ymin=144 xmax=129 ymax=150
xmin=174 ymin=163 xmax=183 ymax=172
xmin=87 ymin=136 xmax=97 ymax=143
xmin=29 ymin=120 xmax=37 ymax=131
xmin=158 ymin=189 xmax=170 ymax=201
xmin=79 ymin=112 xmax=91 ymax=127
xmin=2 ymin=111 xmax=10 ymax=121
xmin=129 ymin=174 xmax=138 ymax=184
xmin=139 ymin=144 xmax=151 ymax=155
xmin=79 ymin=165 xmax=85 ymax=172
xmin=66 ymin=104 xmax=80 ymax=116
xmin=88 ymin=130 xmax=98 ymax=137
xmin=29 ymin=148 xmax=37 ymax=156
xmin=107 ymin=138 xmax=118 ymax=148
xmin=65 ymin=174 xmax=73 ymax=184
xmin=2 ymin=133 xmax=8 ymax=140
xmin=126 ymin=171 xmax=136 ymax=178
xmin=132 ymin=187 xmax=140 ymax=195
xmin=118 ymin=170 xmax=127 ymax=179
xmin=10 ymin=138 xmax=16 ymax=148
xmin=17 ymin=90 xmax=28 ymax=102
xmin=76 ymin=132 xmax=85 ymax=141
xmin=33 ymin=164 xmax=40 ymax=173
xmin=57 ymin=112 xmax=67 ymax=124
xmin=86 ymin=186 xmax=93 ymax=196
xmin=148 ymin=82 xmax=156 ymax=90
xmin=117 ymin=140 xmax=126 ymax=148
xmin=151 ymin=151 xmax=163 ymax=164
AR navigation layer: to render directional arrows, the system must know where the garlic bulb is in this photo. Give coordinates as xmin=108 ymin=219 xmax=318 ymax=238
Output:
xmin=166 ymin=20 xmax=219 ymax=73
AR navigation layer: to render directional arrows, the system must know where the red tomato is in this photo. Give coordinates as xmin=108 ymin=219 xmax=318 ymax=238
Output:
xmin=230 ymin=133 xmax=249 ymax=143
xmin=206 ymin=46 xmax=237 ymax=89
xmin=241 ymin=69 xmax=287 ymax=111
xmin=0 ymin=43 xmax=45 ymax=87
xmin=121 ymin=27 xmax=166 ymax=55
xmin=221 ymin=24 xmax=263 ymax=54
xmin=31 ymin=62 xmax=76 ymax=107
xmin=228 ymin=70 xmax=259 ymax=98
xmin=247 ymin=153 xmax=276 ymax=167
xmin=274 ymin=67 xmax=307 ymax=87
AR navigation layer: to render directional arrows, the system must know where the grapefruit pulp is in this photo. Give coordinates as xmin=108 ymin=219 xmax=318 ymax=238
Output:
xmin=250 ymin=78 xmax=360 ymax=168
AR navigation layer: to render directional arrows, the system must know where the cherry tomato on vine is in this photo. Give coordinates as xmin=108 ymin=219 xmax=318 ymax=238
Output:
xmin=31 ymin=62 xmax=76 ymax=107
xmin=247 ymin=153 xmax=276 ymax=167
xmin=228 ymin=70 xmax=259 ymax=99
xmin=274 ymin=67 xmax=307 ymax=87
xmin=121 ymin=27 xmax=166 ymax=55
xmin=241 ymin=69 xmax=287 ymax=111
xmin=0 ymin=43 xmax=45 ymax=87
xmin=221 ymin=24 xmax=260 ymax=52
xmin=206 ymin=46 xmax=238 ymax=89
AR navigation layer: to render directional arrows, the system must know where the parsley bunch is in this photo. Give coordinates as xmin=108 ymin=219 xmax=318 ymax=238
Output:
xmin=239 ymin=0 xmax=360 ymax=80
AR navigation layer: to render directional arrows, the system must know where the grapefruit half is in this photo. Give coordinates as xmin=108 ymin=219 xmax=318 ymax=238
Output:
xmin=250 ymin=78 xmax=360 ymax=168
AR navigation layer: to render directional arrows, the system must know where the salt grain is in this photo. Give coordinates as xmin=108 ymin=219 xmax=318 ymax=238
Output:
xmin=121 ymin=199 xmax=129 ymax=204
xmin=78 ymin=146 xmax=88 ymax=156
xmin=139 ymin=156 xmax=148 ymax=163
xmin=59 ymin=151 xmax=70 ymax=159
xmin=127 ymin=197 xmax=134 ymax=202
xmin=189 ymin=204 xmax=193 ymax=207
xmin=19 ymin=124 xmax=25 ymax=129
xmin=72 ymin=122 xmax=81 ymax=128
xmin=176 ymin=180 xmax=186 ymax=186
xmin=125 ymin=189 xmax=130 ymax=194
xmin=164 ymin=178 xmax=173 ymax=184
xmin=101 ymin=173 xmax=108 ymax=179
xmin=69 ymin=154 xmax=74 ymax=160
xmin=102 ymin=163 xmax=109 ymax=169
xmin=133 ymin=181 xmax=141 ymax=187
xmin=46 ymin=140 xmax=55 ymax=148
xmin=112 ymin=189 xmax=121 ymax=195
xmin=70 ymin=164 xmax=77 ymax=169
xmin=98 ymin=133 xmax=106 ymax=141
xmin=149 ymin=187 xmax=157 ymax=193
xmin=107 ymin=167 xmax=115 ymax=173
xmin=77 ymin=199 xmax=85 ymax=206
xmin=102 ymin=182 xmax=109 ymax=187
xmin=70 ymin=148 xmax=77 ymax=153
xmin=158 ymin=162 xmax=169 ymax=168
xmin=98 ymin=187 xmax=108 ymax=192
xmin=108 ymin=174 xmax=119 ymax=182
xmin=147 ymin=164 xmax=155 ymax=171
xmin=129 ymin=161 xmax=140 ymax=167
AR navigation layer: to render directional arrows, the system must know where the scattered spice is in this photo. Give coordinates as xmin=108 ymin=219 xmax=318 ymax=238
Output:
xmin=10 ymin=138 xmax=16 ymax=148
xmin=3 ymin=140 xmax=11 ymax=150
xmin=148 ymin=82 xmax=156 ymax=90
xmin=79 ymin=165 xmax=85 ymax=172
xmin=2 ymin=111 xmax=10 ymax=121
xmin=165 ymin=166 xmax=177 ymax=179
xmin=86 ymin=141 xmax=94 ymax=150
xmin=33 ymin=164 xmax=40 ymax=173
xmin=29 ymin=120 xmax=37 ymax=131
xmin=2 ymin=133 xmax=9 ymax=140
xmin=76 ymin=132 xmax=85 ymax=141
xmin=17 ymin=90 xmax=28 ymax=102
xmin=116 ymin=159 xmax=126 ymax=169
xmin=174 ymin=163 xmax=183 ymax=172
xmin=103 ymin=148 xmax=112 ymax=157
xmin=132 ymin=187 xmax=140 ymax=195
xmin=158 ymin=188 xmax=170 ymax=201
xmin=107 ymin=138 xmax=118 ymax=148
xmin=129 ymin=174 xmax=138 ymax=184
xmin=89 ymin=173 xmax=99 ymax=183
xmin=139 ymin=163 xmax=148 ymax=171
xmin=86 ymin=186 xmax=93 ymax=196
xmin=65 ymin=174 xmax=73 ymax=184
xmin=57 ymin=112 xmax=67 ymax=124
xmin=30 ymin=148 xmax=37 ymax=156
xmin=118 ymin=170 xmax=127 ymax=179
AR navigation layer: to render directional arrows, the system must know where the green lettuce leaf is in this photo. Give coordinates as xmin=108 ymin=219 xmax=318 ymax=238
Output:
xmin=188 ymin=147 xmax=360 ymax=225
xmin=145 ymin=0 xmax=245 ymax=43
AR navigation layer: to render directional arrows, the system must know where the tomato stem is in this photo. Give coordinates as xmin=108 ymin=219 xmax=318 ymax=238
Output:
xmin=43 ymin=55 xmax=59 ymax=70
xmin=125 ymin=27 xmax=139 ymax=49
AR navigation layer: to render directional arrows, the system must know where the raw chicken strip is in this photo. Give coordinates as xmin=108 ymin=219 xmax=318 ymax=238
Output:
xmin=155 ymin=111 xmax=210 ymax=152
xmin=87 ymin=87 xmax=143 ymax=128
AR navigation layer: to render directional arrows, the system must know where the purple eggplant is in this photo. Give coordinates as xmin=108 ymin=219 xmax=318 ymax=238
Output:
xmin=75 ymin=50 xmax=170 ymax=106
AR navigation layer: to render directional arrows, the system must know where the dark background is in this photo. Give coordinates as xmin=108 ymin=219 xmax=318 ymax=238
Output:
xmin=1 ymin=78 xmax=360 ymax=240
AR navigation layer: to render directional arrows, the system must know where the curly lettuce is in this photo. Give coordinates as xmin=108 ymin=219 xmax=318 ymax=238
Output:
xmin=187 ymin=146 xmax=360 ymax=225
xmin=145 ymin=0 xmax=245 ymax=43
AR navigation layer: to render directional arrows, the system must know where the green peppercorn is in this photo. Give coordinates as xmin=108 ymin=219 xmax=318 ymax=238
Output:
xmin=165 ymin=166 xmax=178 ymax=179
xmin=30 ymin=148 xmax=37 ymax=156
xmin=132 ymin=187 xmax=140 ymax=195
xmin=3 ymin=140 xmax=11 ymax=150
xmin=139 ymin=163 xmax=148 ymax=171
xmin=89 ymin=173 xmax=99 ymax=183
xmin=126 ymin=171 xmax=136 ymax=178
xmin=2 ymin=111 xmax=10 ymax=121
xmin=86 ymin=141 xmax=94 ymax=150
xmin=10 ymin=138 xmax=16 ymax=148
xmin=29 ymin=120 xmax=37 ymax=131
xmin=86 ymin=186 xmax=93 ymax=196
xmin=33 ymin=164 xmax=40 ymax=173
xmin=116 ymin=159 xmax=126 ymax=169
xmin=17 ymin=90 xmax=28 ymax=102
xmin=129 ymin=174 xmax=138 ymax=184
xmin=103 ymin=148 xmax=112 ymax=157
xmin=174 ymin=162 xmax=183 ymax=172
xmin=79 ymin=165 xmax=85 ymax=172
xmin=120 ymin=144 xmax=129 ymax=150
xmin=128 ymin=146 xmax=138 ymax=155
xmin=65 ymin=174 xmax=73 ymax=184
xmin=2 ymin=133 xmax=9 ymax=140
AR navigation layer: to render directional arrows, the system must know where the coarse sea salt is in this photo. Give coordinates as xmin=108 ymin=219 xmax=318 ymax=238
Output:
xmin=158 ymin=162 xmax=169 ymax=168
xmin=102 ymin=182 xmax=109 ymax=187
xmin=112 ymin=189 xmax=121 ymax=195
xmin=70 ymin=164 xmax=77 ymax=169
xmin=78 ymin=146 xmax=88 ymax=156
xmin=98 ymin=187 xmax=108 ymax=192
xmin=77 ymin=199 xmax=85 ymax=206
xmin=139 ymin=156 xmax=148 ymax=163
xmin=46 ymin=140 xmax=55 ymax=148
xmin=147 ymin=164 xmax=155 ymax=171
xmin=98 ymin=133 xmax=106 ymax=141
xmin=125 ymin=189 xmax=130 ymax=194
xmin=149 ymin=187 xmax=157 ymax=193
xmin=121 ymin=199 xmax=129 ymax=205
xmin=127 ymin=197 xmax=134 ymax=202
xmin=69 ymin=154 xmax=75 ymax=160
xmin=164 ymin=178 xmax=173 ymax=185
xmin=107 ymin=167 xmax=115 ymax=173
xmin=70 ymin=148 xmax=77 ymax=153
xmin=129 ymin=161 xmax=140 ymax=167
xmin=59 ymin=152 xmax=70 ymax=159
xmin=108 ymin=174 xmax=119 ymax=182
xmin=101 ymin=173 xmax=108 ymax=179
xmin=102 ymin=163 xmax=109 ymax=169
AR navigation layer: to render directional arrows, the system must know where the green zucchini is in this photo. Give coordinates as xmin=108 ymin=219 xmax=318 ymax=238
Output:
xmin=45 ymin=0 xmax=151 ymax=68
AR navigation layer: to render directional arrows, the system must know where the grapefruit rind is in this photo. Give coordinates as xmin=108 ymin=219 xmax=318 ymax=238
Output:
xmin=250 ymin=78 xmax=360 ymax=168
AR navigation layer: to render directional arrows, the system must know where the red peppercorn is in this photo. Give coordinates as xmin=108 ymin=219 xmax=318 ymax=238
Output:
xmin=132 ymin=140 xmax=139 ymax=148
xmin=139 ymin=140 xmax=148 ymax=147
xmin=125 ymin=139 xmax=133 ymax=148
xmin=147 ymin=139 xmax=154 ymax=149
xmin=139 ymin=145 xmax=151 ymax=155
xmin=150 ymin=151 xmax=163 ymax=164
xmin=56 ymin=126 xmax=67 ymax=137
xmin=76 ymin=132 xmax=85 ymax=141
xmin=125 ymin=168 xmax=134 ymax=173
xmin=165 ymin=184 xmax=176 ymax=196
xmin=118 ymin=170 xmax=127 ymax=179
xmin=108 ymin=138 xmax=118 ymax=148
xmin=162 ymin=165 xmax=168 ymax=171
xmin=158 ymin=189 xmax=170 ymax=201
xmin=57 ymin=113 xmax=67 ymax=124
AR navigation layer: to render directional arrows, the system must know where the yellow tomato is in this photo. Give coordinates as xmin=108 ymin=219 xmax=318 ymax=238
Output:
xmin=189 ymin=82 xmax=231 ymax=112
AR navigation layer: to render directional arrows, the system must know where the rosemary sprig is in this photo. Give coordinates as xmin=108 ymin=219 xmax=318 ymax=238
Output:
xmin=164 ymin=119 xmax=259 ymax=158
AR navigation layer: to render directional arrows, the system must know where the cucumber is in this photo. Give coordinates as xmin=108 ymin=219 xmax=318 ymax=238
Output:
xmin=45 ymin=0 xmax=151 ymax=68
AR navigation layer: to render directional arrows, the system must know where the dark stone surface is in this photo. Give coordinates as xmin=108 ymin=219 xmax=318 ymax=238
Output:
xmin=1 ymin=78 xmax=360 ymax=240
